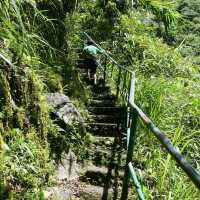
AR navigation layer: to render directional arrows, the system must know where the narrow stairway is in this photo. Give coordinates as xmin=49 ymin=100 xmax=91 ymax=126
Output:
xmin=77 ymin=64 xmax=126 ymax=200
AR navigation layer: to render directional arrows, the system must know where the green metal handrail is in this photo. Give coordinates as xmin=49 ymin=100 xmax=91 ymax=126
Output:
xmin=83 ymin=33 xmax=145 ymax=199
xmin=83 ymin=32 xmax=133 ymax=102
xmin=82 ymin=33 xmax=200 ymax=200
xmin=83 ymin=32 xmax=133 ymax=74
xmin=128 ymin=162 xmax=145 ymax=200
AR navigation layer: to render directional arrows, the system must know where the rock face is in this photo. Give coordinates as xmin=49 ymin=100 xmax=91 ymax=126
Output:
xmin=44 ymin=93 xmax=86 ymax=199
xmin=46 ymin=93 xmax=84 ymax=126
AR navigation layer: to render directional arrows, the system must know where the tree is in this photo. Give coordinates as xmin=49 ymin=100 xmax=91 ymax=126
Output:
xmin=140 ymin=0 xmax=180 ymax=37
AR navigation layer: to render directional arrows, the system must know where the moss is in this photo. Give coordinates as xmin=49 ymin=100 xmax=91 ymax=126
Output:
xmin=0 ymin=60 xmax=55 ymax=198
xmin=26 ymin=69 xmax=50 ymax=139
xmin=13 ymin=107 xmax=26 ymax=129
xmin=42 ymin=68 xmax=63 ymax=93
xmin=0 ymin=0 xmax=94 ymax=198
xmin=0 ymin=70 xmax=14 ymax=128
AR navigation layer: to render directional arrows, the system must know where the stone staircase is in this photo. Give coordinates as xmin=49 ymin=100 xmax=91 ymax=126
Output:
xmin=77 ymin=64 xmax=127 ymax=200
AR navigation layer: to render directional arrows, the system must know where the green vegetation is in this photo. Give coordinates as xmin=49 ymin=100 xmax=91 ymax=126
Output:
xmin=176 ymin=0 xmax=200 ymax=65
xmin=0 ymin=0 xmax=199 ymax=199
xmin=0 ymin=0 xmax=88 ymax=198
xmin=79 ymin=0 xmax=199 ymax=198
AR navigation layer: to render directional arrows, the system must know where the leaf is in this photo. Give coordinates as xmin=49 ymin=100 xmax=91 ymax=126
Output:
xmin=23 ymin=143 xmax=34 ymax=158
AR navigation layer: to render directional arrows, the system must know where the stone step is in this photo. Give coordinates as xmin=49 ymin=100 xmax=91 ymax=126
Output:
xmin=92 ymin=94 xmax=116 ymax=101
xmin=90 ymin=86 xmax=110 ymax=93
xmin=80 ymin=76 xmax=95 ymax=85
xmin=91 ymin=89 xmax=110 ymax=97
xmin=88 ymin=145 xmax=126 ymax=167
xmin=89 ymin=114 xmax=122 ymax=123
xmin=79 ymin=184 xmax=113 ymax=200
xmin=81 ymin=165 xmax=124 ymax=187
xmin=88 ymin=106 xmax=124 ymax=115
xmin=89 ymin=99 xmax=115 ymax=107
xmin=45 ymin=182 xmax=113 ymax=200
xmin=81 ymin=77 xmax=107 ymax=87
xmin=76 ymin=67 xmax=87 ymax=73
xmin=92 ymin=93 xmax=116 ymax=101
xmin=43 ymin=187 xmax=72 ymax=200
xmin=91 ymin=136 xmax=115 ymax=147
xmin=86 ymin=123 xmax=119 ymax=137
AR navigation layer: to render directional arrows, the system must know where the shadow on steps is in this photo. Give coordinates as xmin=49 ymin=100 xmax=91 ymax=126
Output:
xmin=102 ymin=137 xmax=123 ymax=200
xmin=80 ymin=136 xmax=125 ymax=200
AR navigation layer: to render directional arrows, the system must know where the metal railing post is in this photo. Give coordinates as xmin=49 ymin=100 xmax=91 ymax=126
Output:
xmin=128 ymin=162 xmax=145 ymax=200
xmin=111 ymin=63 xmax=114 ymax=78
xmin=122 ymin=71 xmax=127 ymax=91
xmin=116 ymin=68 xmax=122 ymax=99
xmin=103 ymin=56 xmax=107 ymax=85
xmin=120 ymin=107 xmax=138 ymax=200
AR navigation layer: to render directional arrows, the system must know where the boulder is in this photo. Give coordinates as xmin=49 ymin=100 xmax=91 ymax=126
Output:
xmin=46 ymin=93 xmax=84 ymax=126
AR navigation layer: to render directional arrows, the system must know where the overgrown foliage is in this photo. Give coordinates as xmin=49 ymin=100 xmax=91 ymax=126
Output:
xmin=175 ymin=0 xmax=200 ymax=66
xmin=0 ymin=0 xmax=89 ymax=198
xmin=0 ymin=0 xmax=199 ymax=199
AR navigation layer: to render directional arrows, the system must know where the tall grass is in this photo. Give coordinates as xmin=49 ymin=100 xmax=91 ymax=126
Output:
xmin=131 ymin=77 xmax=200 ymax=199
xmin=0 ymin=0 xmax=69 ymax=65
